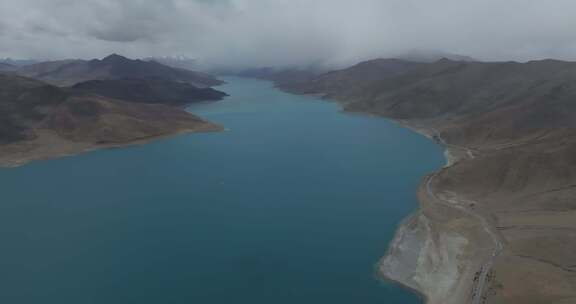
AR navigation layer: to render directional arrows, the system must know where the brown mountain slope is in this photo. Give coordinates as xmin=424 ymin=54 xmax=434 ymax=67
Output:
xmin=17 ymin=54 xmax=223 ymax=87
xmin=287 ymin=58 xmax=576 ymax=304
xmin=0 ymin=74 xmax=221 ymax=167
xmin=71 ymin=78 xmax=227 ymax=106
xmin=283 ymin=58 xmax=424 ymax=97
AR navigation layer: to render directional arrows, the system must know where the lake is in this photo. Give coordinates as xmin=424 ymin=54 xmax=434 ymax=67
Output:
xmin=0 ymin=77 xmax=443 ymax=304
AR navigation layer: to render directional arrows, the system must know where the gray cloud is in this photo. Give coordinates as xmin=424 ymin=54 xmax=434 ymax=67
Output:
xmin=1 ymin=0 xmax=576 ymax=67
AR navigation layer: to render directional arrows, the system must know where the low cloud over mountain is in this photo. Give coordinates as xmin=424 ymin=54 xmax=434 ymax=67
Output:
xmin=2 ymin=0 xmax=576 ymax=68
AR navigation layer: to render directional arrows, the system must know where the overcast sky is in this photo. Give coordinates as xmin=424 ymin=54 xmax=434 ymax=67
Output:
xmin=1 ymin=0 xmax=576 ymax=68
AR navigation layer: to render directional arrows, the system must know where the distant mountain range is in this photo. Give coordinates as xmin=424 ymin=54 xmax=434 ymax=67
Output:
xmin=0 ymin=58 xmax=39 ymax=67
xmin=0 ymin=62 xmax=17 ymax=72
xmin=279 ymin=58 xmax=422 ymax=98
xmin=231 ymin=66 xmax=326 ymax=88
xmin=226 ymin=50 xmax=476 ymax=89
xmin=16 ymin=54 xmax=223 ymax=87
xmin=394 ymin=49 xmax=477 ymax=62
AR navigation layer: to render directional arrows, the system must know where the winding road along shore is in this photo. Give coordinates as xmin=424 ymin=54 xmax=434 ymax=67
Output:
xmin=429 ymin=130 xmax=504 ymax=304
xmin=380 ymin=125 xmax=507 ymax=304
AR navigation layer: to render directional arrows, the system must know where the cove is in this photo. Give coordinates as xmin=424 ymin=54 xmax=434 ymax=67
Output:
xmin=0 ymin=77 xmax=444 ymax=304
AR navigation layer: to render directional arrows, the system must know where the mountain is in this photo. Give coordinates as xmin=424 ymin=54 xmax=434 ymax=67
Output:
xmin=235 ymin=56 xmax=472 ymax=92
xmin=281 ymin=58 xmax=423 ymax=97
xmin=17 ymin=54 xmax=223 ymax=87
xmin=235 ymin=67 xmax=324 ymax=86
xmin=72 ymin=78 xmax=227 ymax=106
xmin=0 ymin=62 xmax=16 ymax=72
xmin=0 ymin=74 xmax=221 ymax=167
xmin=285 ymin=58 xmax=576 ymax=304
xmin=236 ymin=53 xmax=475 ymax=93
xmin=336 ymin=59 xmax=576 ymax=146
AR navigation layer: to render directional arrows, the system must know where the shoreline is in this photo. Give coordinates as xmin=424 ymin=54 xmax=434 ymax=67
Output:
xmin=0 ymin=123 xmax=223 ymax=168
xmin=378 ymin=118 xmax=501 ymax=304
xmin=376 ymin=121 xmax=450 ymax=304
xmin=374 ymin=211 xmax=430 ymax=304
xmin=336 ymin=105 xmax=478 ymax=303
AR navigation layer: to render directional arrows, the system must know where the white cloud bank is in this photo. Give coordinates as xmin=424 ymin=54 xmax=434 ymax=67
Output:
xmin=1 ymin=0 xmax=576 ymax=67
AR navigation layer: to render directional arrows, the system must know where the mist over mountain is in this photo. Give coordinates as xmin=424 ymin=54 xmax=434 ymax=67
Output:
xmin=395 ymin=50 xmax=477 ymax=63
xmin=144 ymin=56 xmax=199 ymax=71
xmin=0 ymin=58 xmax=39 ymax=67
xmin=2 ymin=0 xmax=576 ymax=69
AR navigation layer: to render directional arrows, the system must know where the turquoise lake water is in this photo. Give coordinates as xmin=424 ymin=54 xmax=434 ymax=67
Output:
xmin=0 ymin=77 xmax=443 ymax=304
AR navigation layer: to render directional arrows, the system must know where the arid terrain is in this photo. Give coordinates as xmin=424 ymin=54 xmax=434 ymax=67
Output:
xmin=15 ymin=54 xmax=223 ymax=88
xmin=0 ymin=56 xmax=226 ymax=167
xmin=265 ymin=58 xmax=576 ymax=304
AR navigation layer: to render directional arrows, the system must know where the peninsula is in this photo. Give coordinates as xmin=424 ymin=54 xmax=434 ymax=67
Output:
xmin=0 ymin=55 xmax=227 ymax=167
